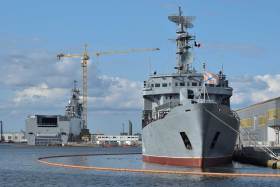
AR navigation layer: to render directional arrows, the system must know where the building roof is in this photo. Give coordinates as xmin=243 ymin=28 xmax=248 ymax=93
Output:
xmin=236 ymin=96 xmax=280 ymax=112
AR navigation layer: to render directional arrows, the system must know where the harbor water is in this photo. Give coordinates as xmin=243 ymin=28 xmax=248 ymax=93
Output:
xmin=0 ymin=144 xmax=280 ymax=187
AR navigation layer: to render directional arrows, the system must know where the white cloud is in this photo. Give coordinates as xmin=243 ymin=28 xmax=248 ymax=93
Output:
xmin=231 ymin=92 xmax=246 ymax=105
xmin=0 ymin=51 xmax=81 ymax=88
xmin=88 ymin=75 xmax=142 ymax=111
xmin=0 ymin=50 xmax=142 ymax=112
xmin=230 ymin=74 xmax=280 ymax=108
xmin=11 ymin=76 xmax=142 ymax=112
xmin=13 ymin=83 xmax=68 ymax=105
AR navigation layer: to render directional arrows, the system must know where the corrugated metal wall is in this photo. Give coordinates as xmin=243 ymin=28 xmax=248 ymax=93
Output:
xmin=236 ymin=97 xmax=280 ymax=146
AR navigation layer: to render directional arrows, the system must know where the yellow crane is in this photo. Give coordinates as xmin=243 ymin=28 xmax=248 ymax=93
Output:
xmin=57 ymin=44 xmax=90 ymax=131
xmin=94 ymin=48 xmax=160 ymax=57
xmin=57 ymin=45 xmax=159 ymax=130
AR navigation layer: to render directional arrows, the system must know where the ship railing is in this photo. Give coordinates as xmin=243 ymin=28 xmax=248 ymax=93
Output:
xmin=142 ymin=101 xmax=181 ymax=126
xmin=144 ymin=112 xmax=168 ymax=126
xmin=143 ymin=87 xmax=152 ymax=91
xmin=231 ymin=110 xmax=240 ymax=122
xmin=155 ymin=101 xmax=181 ymax=111
xmin=195 ymin=99 xmax=216 ymax=104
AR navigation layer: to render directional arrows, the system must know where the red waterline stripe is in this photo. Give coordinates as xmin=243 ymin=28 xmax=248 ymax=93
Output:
xmin=143 ymin=155 xmax=232 ymax=167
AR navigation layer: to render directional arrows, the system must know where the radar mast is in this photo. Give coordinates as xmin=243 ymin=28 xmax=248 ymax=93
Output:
xmin=168 ymin=6 xmax=195 ymax=74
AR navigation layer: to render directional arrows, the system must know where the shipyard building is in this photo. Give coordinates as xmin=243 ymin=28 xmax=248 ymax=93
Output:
xmin=236 ymin=97 xmax=280 ymax=146
xmin=1 ymin=132 xmax=27 ymax=143
xmin=91 ymin=120 xmax=141 ymax=146
xmin=92 ymin=135 xmax=140 ymax=146
xmin=25 ymin=83 xmax=83 ymax=145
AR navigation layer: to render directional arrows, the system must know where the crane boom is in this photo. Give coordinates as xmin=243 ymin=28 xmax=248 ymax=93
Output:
xmin=57 ymin=45 xmax=160 ymax=136
xmin=94 ymin=48 xmax=160 ymax=57
xmin=57 ymin=54 xmax=84 ymax=60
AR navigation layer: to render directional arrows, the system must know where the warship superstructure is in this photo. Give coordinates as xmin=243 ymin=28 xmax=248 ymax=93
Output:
xmin=65 ymin=80 xmax=83 ymax=119
xmin=142 ymin=7 xmax=240 ymax=167
xmin=25 ymin=81 xmax=83 ymax=145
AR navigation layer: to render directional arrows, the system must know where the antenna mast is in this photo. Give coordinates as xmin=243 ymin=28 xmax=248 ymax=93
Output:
xmin=73 ymin=80 xmax=78 ymax=91
xmin=168 ymin=6 xmax=195 ymax=74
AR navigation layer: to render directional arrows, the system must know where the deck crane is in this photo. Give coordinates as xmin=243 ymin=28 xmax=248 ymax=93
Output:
xmin=57 ymin=45 xmax=160 ymax=132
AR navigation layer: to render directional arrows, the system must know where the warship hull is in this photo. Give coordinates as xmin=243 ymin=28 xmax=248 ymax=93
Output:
xmin=142 ymin=103 xmax=239 ymax=167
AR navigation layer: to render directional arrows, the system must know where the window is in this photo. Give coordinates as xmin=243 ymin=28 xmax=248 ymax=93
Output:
xmin=180 ymin=82 xmax=185 ymax=86
xmin=210 ymin=132 xmax=220 ymax=149
xmin=175 ymin=82 xmax=178 ymax=86
xmin=221 ymin=97 xmax=230 ymax=106
xmin=155 ymin=83 xmax=160 ymax=87
xmin=180 ymin=132 xmax=192 ymax=150
xmin=192 ymin=82 xmax=197 ymax=86
xmin=169 ymin=83 xmax=171 ymax=86
xmin=187 ymin=82 xmax=190 ymax=86
xmin=162 ymin=83 xmax=168 ymax=87
xmin=187 ymin=90 xmax=194 ymax=99
xmin=151 ymin=84 xmax=154 ymax=87
xmin=37 ymin=115 xmax=58 ymax=127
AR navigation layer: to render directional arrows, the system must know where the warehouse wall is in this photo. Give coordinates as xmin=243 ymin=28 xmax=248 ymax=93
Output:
xmin=236 ymin=97 xmax=280 ymax=146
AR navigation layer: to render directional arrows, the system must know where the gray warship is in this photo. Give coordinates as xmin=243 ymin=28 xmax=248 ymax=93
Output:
xmin=142 ymin=7 xmax=240 ymax=167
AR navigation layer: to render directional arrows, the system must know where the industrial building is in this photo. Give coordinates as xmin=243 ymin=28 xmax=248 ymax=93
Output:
xmin=25 ymin=82 xmax=83 ymax=145
xmin=236 ymin=96 xmax=280 ymax=146
xmin=26 ymin=115 xmax=82 ymax=145
xmin=91 ymin=120 xmax=141 ymax=146
xmin=1 ymin=132 xmax=27 ymax=143
xmin=92 ymin=134 xmax=140 ymax=146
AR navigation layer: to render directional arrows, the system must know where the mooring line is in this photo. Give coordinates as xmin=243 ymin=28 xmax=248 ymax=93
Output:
xmin=37 ymin=153 xmax=280 ymax=178
xmin=203 ymin=107 xmax=278 ymax=160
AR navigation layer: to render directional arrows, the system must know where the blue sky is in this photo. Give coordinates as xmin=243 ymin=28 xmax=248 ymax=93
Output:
xmin=0 ymin=0 xmax=280 ymax=134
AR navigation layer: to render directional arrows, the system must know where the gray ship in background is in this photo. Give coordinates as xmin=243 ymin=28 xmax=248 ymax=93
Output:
xmin=142 ymin=7 xmax=240 ymax=167
xmin=26 ymin=81 xmax=84 ymax=145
